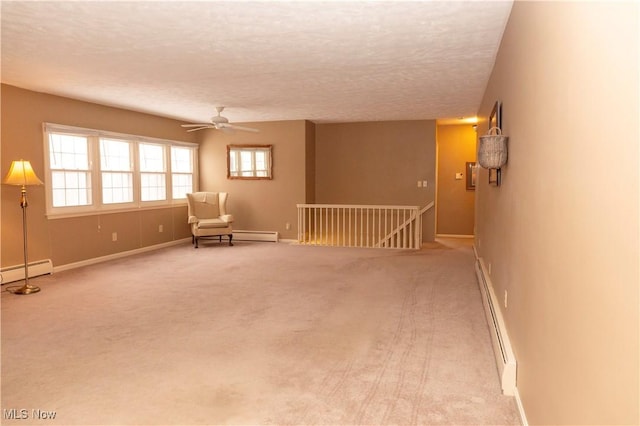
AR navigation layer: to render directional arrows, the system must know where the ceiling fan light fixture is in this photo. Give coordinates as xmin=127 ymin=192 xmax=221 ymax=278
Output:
xmin=181 ymin=106 xmax=258 ymax=133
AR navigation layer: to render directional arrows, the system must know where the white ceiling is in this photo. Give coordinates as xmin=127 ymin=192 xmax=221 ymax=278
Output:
xmin=1 ymin=1 xmax=513 ymax=125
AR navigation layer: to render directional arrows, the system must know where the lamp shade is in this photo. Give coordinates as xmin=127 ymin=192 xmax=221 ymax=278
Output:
xmin=3 ymin=160 xmax=43 ymax=186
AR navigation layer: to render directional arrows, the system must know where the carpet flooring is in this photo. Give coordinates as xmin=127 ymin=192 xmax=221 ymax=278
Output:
xmin=1 ymin=239 xmax=520 ymax=425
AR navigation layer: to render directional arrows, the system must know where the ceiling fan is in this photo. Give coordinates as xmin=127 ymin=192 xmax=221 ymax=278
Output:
xmin=181 ymin=107 xmax=259 ymax=133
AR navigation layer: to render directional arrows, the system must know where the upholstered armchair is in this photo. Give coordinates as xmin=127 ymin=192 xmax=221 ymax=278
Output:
xmin=186 ymin=192 xmax=234 ymax=248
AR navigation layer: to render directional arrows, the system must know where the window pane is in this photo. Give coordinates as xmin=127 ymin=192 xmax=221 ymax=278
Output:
xmin=229 ymin=151 xmax=238 ymax=176
xmin=140 ymin=144 xmax=165 ymax=172
xmin=52 ymin=172 xmax=65 ymax=188
xmin=102 ymin=172 xmax=133 ymax=204
xmin=240 ymin=151 xmax=252 ymax=172
xmin=141 ymin=173 xmax=166 ymax=201
xmin=255 ymin=151 xmax=266 ymax=170
xmin=52 ymin=188 xmax=66 ymax=207
xmin=171 ymin=146 xmax=192 ymax=173
xmin=49 ymin=134 xmax=88 ymax=170
xmin=172 ymin=173 xmax=192 ymax=199
xmin=51 ymin=171 xmax=91 ymax=207
xmin=100 ymin=139 xmax=131 ymax=171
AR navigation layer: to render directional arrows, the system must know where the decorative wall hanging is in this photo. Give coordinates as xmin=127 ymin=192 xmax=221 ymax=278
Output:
xmin=478 ymin=101 xmax=508 ymax=186
xmin=478 ymin=127 xmax=508 ymax=169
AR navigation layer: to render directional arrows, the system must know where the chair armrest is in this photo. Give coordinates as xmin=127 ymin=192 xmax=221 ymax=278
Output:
xmin=188 ymin=215 xmax=199 ymax=224
xmin=220 ymin=214 xmax=234 ymax=223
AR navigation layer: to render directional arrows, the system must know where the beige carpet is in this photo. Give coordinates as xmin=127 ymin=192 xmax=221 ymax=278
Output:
xmin=1 ymin=239 xmax=520 ymax=425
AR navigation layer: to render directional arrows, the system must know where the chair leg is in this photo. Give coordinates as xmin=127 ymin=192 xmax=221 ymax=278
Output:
xmin=229 ymin=233 xmax=233 ymax=246
xmin=194 ymin=236 xmax=199 ymax=248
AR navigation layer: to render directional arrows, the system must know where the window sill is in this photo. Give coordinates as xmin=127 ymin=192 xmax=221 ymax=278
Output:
xmin=46 ymin=202 xmax=187 ymax=220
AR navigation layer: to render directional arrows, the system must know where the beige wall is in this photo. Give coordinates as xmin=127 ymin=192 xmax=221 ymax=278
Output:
xmin=198 ymin=120 xmax=312 ymax=240
xmin=1 ymin=84 xmax=198 ymax=268
xmin=436 ymin=124 xmax=476 ymax=236
xmin=315 ymin=120 xmax=436 ymax=242
xmin=475 ymin=2 xmax=639 ymax=424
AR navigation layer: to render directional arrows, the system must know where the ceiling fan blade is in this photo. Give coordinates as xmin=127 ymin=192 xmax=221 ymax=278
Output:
xmin=225 ymin=124 xmax=260 ymax=133
xmin=182 ymin=108 xmax=257 ymax=133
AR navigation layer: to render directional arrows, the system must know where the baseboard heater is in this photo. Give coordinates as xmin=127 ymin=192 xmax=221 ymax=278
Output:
xmin=1 ymin=259 xmax=54 ymax=284
xmin=232 ymin=230 xmax=279 ymax=242
xmin=474 ymin=257 xmax=517 ymax=396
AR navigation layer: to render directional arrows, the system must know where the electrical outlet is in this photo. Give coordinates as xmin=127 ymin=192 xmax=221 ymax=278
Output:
xmin=422 ymin=180 xmax=428 ymax=188
xmin=158 ymin=224 xmax=163 ymax=233
xmin=504 ymin=290 xmax=508 ymax=308
xmin=112 ymin=232 xmax=118 ymax=242
xmin=488 ymin=262 xmax=492 ymax=275
xmin=285 ymin=222 xmax=291 ymax=230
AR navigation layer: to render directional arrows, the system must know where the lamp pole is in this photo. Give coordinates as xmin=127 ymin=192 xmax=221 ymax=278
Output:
xmin=8 ymin=184 xmax=40 ymax=294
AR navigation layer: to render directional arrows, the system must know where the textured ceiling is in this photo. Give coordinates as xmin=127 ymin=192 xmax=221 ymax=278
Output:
xmin=1 ymin=1 xmax=513 ymax=124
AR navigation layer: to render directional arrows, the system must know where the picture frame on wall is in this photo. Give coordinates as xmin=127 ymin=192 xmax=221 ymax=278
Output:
xmin=489 ymin=168 xmax=501 ymax=186
xmin=489 ymin=100 xmax=502 ymax=130
xmin=466 ymin=162 xmax=476 ymax=190
xmin=488 ymin=100 xmax=503 ymax=186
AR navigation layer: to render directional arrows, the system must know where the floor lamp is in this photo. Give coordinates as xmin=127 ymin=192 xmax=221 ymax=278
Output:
xmin=3 ymin=159 xmax=44 ymax=295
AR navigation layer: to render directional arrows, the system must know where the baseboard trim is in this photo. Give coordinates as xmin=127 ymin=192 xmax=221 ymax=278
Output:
xmin=474 ymin=251 xmax=517 ymax=396
xmin=514 ymin=387 xmax=529 ymax=426
xmin=474 ymin=243 xmax=527 ymax=425
xmin=436 ymin=233 xmax=474 ymax=239
xmin=54 ymin=238 xmax=191 ymax=273
xmin=233 ymin=230 xmax=279 ymax=242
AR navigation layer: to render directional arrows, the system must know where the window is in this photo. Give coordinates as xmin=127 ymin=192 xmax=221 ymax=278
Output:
xmin=49 ymin=133 xmax=92 ymax=208
xmin=100 ymin=138 xmax=133 ymax=204
xmin=171 ymin=146 xmax=194 ymax=199
xmin=43 ymin=123 xmax=198 ymax=217
xmin=139 ymin=143 xmax=166 ymax=202
xmin=227 ymin=145 xmax=272 ymax=179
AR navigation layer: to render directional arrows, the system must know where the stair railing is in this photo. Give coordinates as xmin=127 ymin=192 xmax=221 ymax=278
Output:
xmin=296 ymin=202 xmax=434 ymax=249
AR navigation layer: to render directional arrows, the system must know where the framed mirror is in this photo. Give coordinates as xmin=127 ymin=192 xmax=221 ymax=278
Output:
xmin=227 ymin=144 xmax=273 ymax=180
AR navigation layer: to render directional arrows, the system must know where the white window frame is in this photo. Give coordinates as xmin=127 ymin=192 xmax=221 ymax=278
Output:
xmin=171 ymin=145 xmax=195 ymax=200
xmin=138 ymin=142 xmax=168 ymax=205
xmin=47 ymin=130 xmax=94 ymax=211
xmin=99 ymin=137 xmax=135 ymax=207
xmin=43 ymin=123 xmax=198 ymax=218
